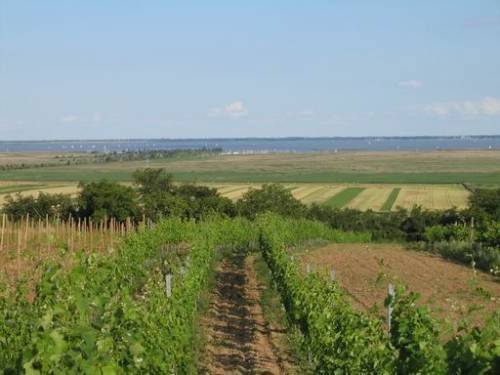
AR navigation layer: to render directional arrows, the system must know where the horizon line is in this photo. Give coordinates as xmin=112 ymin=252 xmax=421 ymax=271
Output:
xmin=1 ymin=134 xmax=500 ymax=143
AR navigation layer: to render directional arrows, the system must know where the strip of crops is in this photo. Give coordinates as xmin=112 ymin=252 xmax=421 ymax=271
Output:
xmin=325 ymin=187 xmax=365 ymax=208
xmin=0 ymin=217 xmax=257 ymax=373
xmin=256 ymin=214 xmax=500 ymax=374
xmin=381 ymin=187 xmax=401 ymax=211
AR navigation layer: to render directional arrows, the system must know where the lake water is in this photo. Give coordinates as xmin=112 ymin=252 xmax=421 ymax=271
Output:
xmin=1 ymin=136 xmax=499 ymax=153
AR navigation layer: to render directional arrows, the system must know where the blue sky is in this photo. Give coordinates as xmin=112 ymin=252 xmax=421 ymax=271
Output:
xmin=1 ymin=1 xmax=499 ymax=140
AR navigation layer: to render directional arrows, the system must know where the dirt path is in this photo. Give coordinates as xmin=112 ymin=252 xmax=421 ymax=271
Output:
xmin=200 ymin=251 xmax=293 ymax=374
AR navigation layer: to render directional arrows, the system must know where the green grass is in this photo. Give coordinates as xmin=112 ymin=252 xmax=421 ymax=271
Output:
xmin=1 ymin=167 xmax=500 ymax=185
xmin=325 ymin=187 xmax=365 ymax=208
xmin=381 ymin=187 xmax=401 ymax=211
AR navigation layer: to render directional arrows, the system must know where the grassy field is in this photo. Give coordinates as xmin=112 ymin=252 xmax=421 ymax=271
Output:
xmin=381 ymin=188 xmax=401 ymax=211
xmin=0 ymin=150 xmax=500 ymax=184
xmin=325 ymin=187 xmax=365 ymax=208
xmin=1 ymin=149 xmax=495 ymax=210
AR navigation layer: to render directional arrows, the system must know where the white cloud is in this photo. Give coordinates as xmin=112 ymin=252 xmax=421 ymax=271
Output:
xmin=209 ymin=101 xmax=248 ymax=118
xmin=424 ymin=97 xmax=500 ymax=117
xmin=60 ymin=115 xmax=79 ymax=123
xmin=398 ymin=80 xmax=423 ymax=89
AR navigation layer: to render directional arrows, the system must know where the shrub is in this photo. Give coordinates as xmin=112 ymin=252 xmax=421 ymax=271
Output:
xmin=77 ymin=180 xmax=142 ymax=223
xmin=2 ymin=192 xmax=75 ymax=220
xmin=237 ymin=184 xmax=306 ymax=220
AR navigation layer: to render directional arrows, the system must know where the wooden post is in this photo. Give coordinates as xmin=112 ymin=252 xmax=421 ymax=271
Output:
xmin=330 ymin=268 xmax=336 ymax=281
xmin=165 ymin=273 xmax=172 ymax=298
xmin=306 ymin=263 xmax=311 ymax=274
xmin=89 ymin=218 xmax=93 ymax=251
xmin=17 ymin=223 xmax=22 ymax=279
xmin=470 ymin=217 xmax=475 ymax=243
xmin=0 ymin=214 xmax=5 ymax=251
xmin=67 ymin=215 xmax=72 ymax=251
xmin=388 ymin=284 xmax=395 ymax=333
xmin=24 ymin=214 xmax=30 ymax=251
xmin=45 ymin=214 xmax=50 ymax=253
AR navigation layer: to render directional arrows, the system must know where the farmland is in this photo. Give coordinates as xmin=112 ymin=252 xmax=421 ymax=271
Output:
xmin=0 ymin=181 xmax=471 ymax=211
xmin=297 ymin=243 xmax=500 ymax=329
xmin=1 ymin=150 xmax=500 ymax=185
xmin=1 ymin=149 xmax=498 ymax=211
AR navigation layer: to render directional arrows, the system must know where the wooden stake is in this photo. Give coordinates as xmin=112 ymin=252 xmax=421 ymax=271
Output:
xmin=89 ymin=218 xmax=93 ymax=251
xmin=45 ymin=214 xmax=50 ymax=253
xmin=165 ymin=274 xmax=172 ymax=298
xmin=17 ymin=223 xmax=22 ymax=280
xmin=388 ymin=284 xmax=395 ymax=333
xmin=0 ymin=214 xmax=6 ymax=251
xmin=24 ymin=214 xmax=30 ymax=251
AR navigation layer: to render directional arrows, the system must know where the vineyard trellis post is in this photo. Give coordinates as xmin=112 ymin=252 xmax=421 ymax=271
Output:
xmin=0 ymin=213 xmax=5 ymax=251
xmin=165 ymin=273 xmax=172 ymax=298
xmin=387 ymin=284 xmax=395 ymax=334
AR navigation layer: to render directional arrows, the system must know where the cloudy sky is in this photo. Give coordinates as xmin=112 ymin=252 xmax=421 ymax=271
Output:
xmin=1 ymin=1 xmax=499 ymax=139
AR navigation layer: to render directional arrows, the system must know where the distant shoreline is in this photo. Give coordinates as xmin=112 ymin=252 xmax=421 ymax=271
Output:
xmin=1 ymin=136 xmax=500 ymax=153
xmin=1 ymin=135 xmax=500 ymax=143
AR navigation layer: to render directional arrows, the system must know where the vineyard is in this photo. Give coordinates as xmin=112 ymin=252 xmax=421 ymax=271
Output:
xmin=0 ymin=215 xmax=498 ymax=373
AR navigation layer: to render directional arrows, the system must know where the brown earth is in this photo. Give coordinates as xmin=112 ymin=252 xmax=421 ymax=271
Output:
xmin=200 ymin=252 xmax=294 ymax=374
xmin=298 ymin=243 xmax=500 ymax=331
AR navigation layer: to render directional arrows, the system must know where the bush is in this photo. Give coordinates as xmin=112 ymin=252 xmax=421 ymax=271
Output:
xmin=421 ymin=241 xmax=500 ymax=275
xmin=477 ymin=221 xmax=500 ymax=247
xmin=424 ymin=225 xmax=471 ymax=243
xmin=2 ymin=192 xmax=75 ymax=220
xmin=237 ymin=184 xmax=306 ymax=220
xmin=77 ymin=180 xmax=142 ymax=223
xmin=133 ymin=168 xmax=175 ymax=196
xmin=469 ymin=188 xmax=500 ymax=221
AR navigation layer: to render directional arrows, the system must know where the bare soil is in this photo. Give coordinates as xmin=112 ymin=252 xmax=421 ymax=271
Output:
xmin=298 ymin=243 xmax=500 ymax=330
xmin=200 ymin=252 xmax=294 ymax=374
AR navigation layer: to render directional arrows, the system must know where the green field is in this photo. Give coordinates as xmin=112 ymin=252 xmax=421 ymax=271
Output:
xmin=381 ymin=187 xmax=401 ymax=211
xmin=0 ymin=150 xmax=497 ymax=210
xmin=325 ymin=187 xmax=366 ymax=208
xmin=1 ymin=150 xmax=500 ymax=185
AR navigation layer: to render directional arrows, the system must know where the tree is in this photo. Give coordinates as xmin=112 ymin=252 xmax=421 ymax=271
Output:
xmin=133 ymin=168 xmax=175 ymax=196
xmin=469 ymin=188 xmax=500 ymax=221
xmin=77 ymin=181 xmax=141 ymax=223
xmin=236 ymin=184 xmax=306 ymax=220
xmin=176 ymin=184 xmax=236 ymax=220
xmin=2 ymin=192 xmax=75 ymax=220
xmin=142 ymin=191 xmax=187 ymax=221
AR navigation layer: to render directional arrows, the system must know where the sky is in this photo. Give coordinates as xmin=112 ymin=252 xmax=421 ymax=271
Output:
xmin=1 ymin=1 xmax=499 ymax=140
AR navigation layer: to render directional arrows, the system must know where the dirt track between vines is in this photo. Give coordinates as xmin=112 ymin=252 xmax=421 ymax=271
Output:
xmin=200 ymin=253 xmax=294 ymax=374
